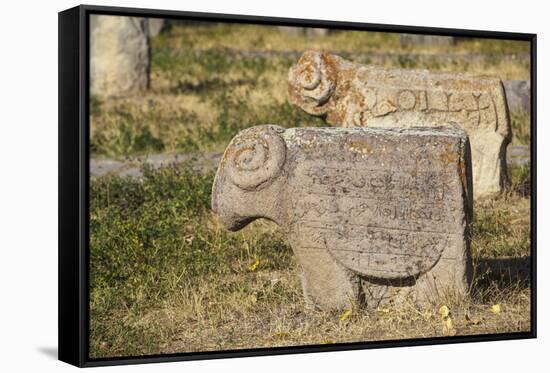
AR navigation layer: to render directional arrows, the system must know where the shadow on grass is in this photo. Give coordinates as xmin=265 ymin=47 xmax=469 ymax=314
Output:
xmin=474 ymin=256 xmax=531 ymax=290
xmin=170 ymin=77 xmax=256 ymax=95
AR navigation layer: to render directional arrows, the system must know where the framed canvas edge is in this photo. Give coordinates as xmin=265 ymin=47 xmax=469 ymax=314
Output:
xmin=59 ymin=5 xmax=87 ymax=368
xmin=79 ymin=3 xmax=535 ymax=39
xmin=529 ymin=34 xmax=537 ymax=340
xmin=58 ymin=4 xmax=537 ymax=368
xmin=81 ymin=332 xmax=535 ymax=368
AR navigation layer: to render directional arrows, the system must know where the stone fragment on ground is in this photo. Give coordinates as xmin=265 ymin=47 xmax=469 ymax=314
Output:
xmin=90 ymin=152 xmax=223 ymax=178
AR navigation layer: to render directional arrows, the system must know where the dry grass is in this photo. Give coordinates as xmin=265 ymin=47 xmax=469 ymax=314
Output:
xmin=156 ymin=23 xmax=529 ymax=56
xmin=154 ymin=23 xmax=530 ymax=79
xmin=91 ymin=219 xmax=530 ymax=357
xmin=112 ymin=269 xmax=529 ymax=356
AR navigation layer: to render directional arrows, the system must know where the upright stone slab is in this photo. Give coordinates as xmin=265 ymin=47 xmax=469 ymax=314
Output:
xmin=90 ymin=15 xmax=151 ymax=98
xmin=503 ymin=80 xmax=531 ymax=114
xmin=288 ymin=51 xmax=512 ymax=198
xmin=277 ymin=26 xmax=332 ymax=37
xmin=147 ymin=18 xmax=166 ymax=37
xmin=212 ymin=125 xmax=473 ymax=310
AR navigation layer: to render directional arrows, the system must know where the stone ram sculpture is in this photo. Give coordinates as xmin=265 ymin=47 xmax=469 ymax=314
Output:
xmin=211 ymin=125 xmax=473 ymax=310
xmin=288 ymin=51 xmax=512 ymax=199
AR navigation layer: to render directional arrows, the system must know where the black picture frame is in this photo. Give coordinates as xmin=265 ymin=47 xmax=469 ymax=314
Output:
xmin=59 ymin=4 xmax=537 ymax=368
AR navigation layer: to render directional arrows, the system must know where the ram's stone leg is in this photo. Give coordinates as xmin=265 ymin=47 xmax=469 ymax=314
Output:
xmin=292 ymin=246 xmax=362 ymax=310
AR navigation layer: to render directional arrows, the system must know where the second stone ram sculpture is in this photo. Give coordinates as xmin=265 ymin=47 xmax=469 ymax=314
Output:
xmin=212 ymin=125 xmax=473 ymax=310
xmin=288 ymin=51 xmax=511 ymax=198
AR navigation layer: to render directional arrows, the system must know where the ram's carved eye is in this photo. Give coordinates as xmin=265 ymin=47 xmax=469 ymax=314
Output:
xmin=225 ymin=126 xmax=286 ymax=191
xmin=289 ymin=51 xmax=336 ymax=108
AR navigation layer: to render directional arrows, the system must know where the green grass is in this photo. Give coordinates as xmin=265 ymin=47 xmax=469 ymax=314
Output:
xmin=470 ymin=163 xmax=531 ymax=258
xmin=90 ymin=94 xmax=324 ymax=157
xmin=510 ymin=162 xmax=531 ymax=196
xmin=90 ymin=163 xmax=296 ymax=356
xmin=471 ymin=206 xmax=530 ymax=258
xmin=151 ymin=49 xmax=275 ymax=99
xmin=510 ymin=111 xmax=531 ymax=146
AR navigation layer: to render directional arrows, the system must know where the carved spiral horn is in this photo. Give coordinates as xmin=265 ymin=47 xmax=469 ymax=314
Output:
xmin=225 ymin=125 xmax=286 ymax=191
xmin=288 ymin=51 xmax=336 ymax=112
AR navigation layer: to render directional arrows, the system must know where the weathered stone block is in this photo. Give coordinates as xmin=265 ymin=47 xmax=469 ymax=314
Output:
xmin=288 ymin=51 xmax=512 ymax=198
xmin=400 ymin=34 xmax=455 ymax=47
xmin=212 ymin=125 xmax=473 ymax=310
xmin=147 ymin=18 xmax=166 ymax=37
xmin=90 ymin=15 xmax=151 ymax=98
xmin=277 ymin=26 xmax=332 ymax=37
xmin=503 ymin=80 xmax=531 ymax=114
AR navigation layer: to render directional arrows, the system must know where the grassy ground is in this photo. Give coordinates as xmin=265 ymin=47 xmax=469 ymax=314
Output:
xmin=89 ymin=162 xmax=531 ymax=358
xmin=89 ymin=24 xmax=532 ymax=358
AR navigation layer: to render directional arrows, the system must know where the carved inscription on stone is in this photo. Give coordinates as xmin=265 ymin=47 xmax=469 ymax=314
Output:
xmin=350 ymin=83 xmax=497 ymax=130
xmin=288 ymin=51 xmax=512 ymax=198
xmin=287 ymin=127 xmax=469 ymax=284
xmin=212 ymin=125 xmax=473 ymax=310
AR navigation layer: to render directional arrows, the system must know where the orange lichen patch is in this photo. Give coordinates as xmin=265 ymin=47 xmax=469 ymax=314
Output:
xmin=287 ymin=83 xmax=301 ymax=104
xmin=456 ymin=142 xmax=469 ymax=198
xmin=347 ymin=138 xmax=374 ymax=155
xmin=297 ymin=51 xmax=315 ymax=66
xmin=232 ymin=144 xmax=267 ymax=171
xmin=439 ymin=150 xmax=459 ymax=165
xmin=288 ymin=51 xmax=342 ymax=117
xmin=221 ymin=132 xmax=260 ymax=164
xmin=451 ymin=76 xmax=499 ymax=91
xmin=439 ymin=143 xmax=460 ymax=166
xmin=233 ymin=146 xmax=255 ymax=159
xmin=296 ymin=56 xmax=318 ymax=87
xmin=322 ymin=54 xmax=340 ymax=87
xmin=437 ymin=141 xmax=469 ymax=199
xmin=326 ymin=104 xmax=345 ymax=124
xmin=458 ymin=158 xmax=468 ymax=191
